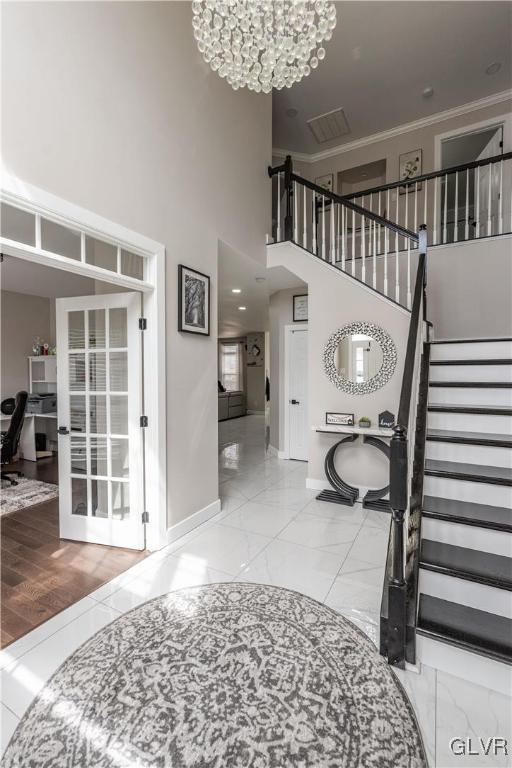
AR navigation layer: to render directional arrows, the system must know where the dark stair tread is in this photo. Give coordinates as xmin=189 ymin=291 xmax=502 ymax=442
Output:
xmin=430 ymin=359 xmax=512 ymax=366
xmin=428 ymin=404 xmax=512 ymax=416
xmin=420 ymin=539 xmax=512 ymax=589
xmin=427 ymin=429 xmax=512 ymax=447
xmin=423 ymin=496 xmax=512 ymax=532
xmin=417 ymin=595 xmax=512 ymax=663
xmin=429 ymin=381 xmax=512 ymax=388
xmin=425 ymin=459 xmax=512 ymax=486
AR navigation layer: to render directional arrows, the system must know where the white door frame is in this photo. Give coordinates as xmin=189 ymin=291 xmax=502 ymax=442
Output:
xmin=283 ymin=323 xmax=308 ymax=461
xmin=0 ymin=172 xmax=167 ymax=551
xmin=434 ymin=112 xmax=511 ymax=171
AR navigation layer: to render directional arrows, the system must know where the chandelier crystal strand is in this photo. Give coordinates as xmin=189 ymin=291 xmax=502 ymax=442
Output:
xmin=192 ymin=1 xmax=337 ymax=92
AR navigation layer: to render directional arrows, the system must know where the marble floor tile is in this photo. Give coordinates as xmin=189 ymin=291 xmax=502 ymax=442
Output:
xmin=394 ymin=665 xmax=437 ymax=768
xmin=278 ymin=511 xmax=362 ymax=556
xmin=220 ymin=500 xmax=299 ymax=538
xmin=251 ymin=485 xmax=316 ymax=511
xmin=237 ymin=537 xmax=344 ymax=602
xmin=346 ymin=522 xmax=389 ymax=568
xmin=173 ymin=522 xmax=271 ymax=576
xmin=324 ymin=566 xmax=385 ymax=617
xmin=1 ymin=603 xmax=121 ymax=719
xmin=435 ymin=670 xmax=512 ymax=768
xmin=1 ymin=704 xmax=19 ymax=757
xmin=301 ymin=497 xmax=368 ymax=525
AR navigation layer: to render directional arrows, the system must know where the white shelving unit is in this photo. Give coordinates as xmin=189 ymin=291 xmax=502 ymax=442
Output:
xmin=28 ymin=355 xmax=57 ymax=394
xmin=27 ymin=355 xmax=58 ymax=457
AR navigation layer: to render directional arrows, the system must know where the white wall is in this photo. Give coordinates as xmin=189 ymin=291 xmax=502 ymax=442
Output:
xmin=268 ymin=243 xmax=410 ymax=489
xmin=1 ymin=291 xmax=53 ymax=397
xmin=246 ymin=332 xmax=265 ymax=412
xmin=1 ymin=2 xmax=271 ymax=530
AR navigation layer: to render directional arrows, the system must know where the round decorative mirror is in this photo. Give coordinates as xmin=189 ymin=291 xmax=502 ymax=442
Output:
xmin=323 ymin=321 xmax=397 ymax=395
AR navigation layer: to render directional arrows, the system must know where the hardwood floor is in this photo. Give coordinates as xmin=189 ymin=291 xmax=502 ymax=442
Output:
xmin=1 ymin=456 xmax=147 ymax=648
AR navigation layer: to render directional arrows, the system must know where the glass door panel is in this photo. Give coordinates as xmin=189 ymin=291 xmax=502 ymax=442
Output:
xmin=57 ymin=292 xmax=144 ymax=549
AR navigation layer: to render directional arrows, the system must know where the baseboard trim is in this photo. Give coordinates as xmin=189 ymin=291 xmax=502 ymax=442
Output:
xmin=167 ymin=498 xmax=221 ymax=545
xmin=247 ymin=409 xmax=265 ymax=415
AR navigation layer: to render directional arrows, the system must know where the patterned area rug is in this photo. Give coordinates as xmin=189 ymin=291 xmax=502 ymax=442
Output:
xmin=0 ymin=477 xmax=58 ymax=516
xmin=3 ymin=583 xmax=426 ymax=767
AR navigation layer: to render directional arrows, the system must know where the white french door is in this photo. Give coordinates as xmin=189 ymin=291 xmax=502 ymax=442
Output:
xmin=288 ymin=327 xmax=308 ymax=461
xmin=56 ymin=292 xmax=145 ymax=549
xmin=476 ymin=127 xmax=503 ymax=236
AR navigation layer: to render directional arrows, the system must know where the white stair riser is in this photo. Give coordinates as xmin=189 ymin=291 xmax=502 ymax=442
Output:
xmin=426 ymin=440 xmax=512 ymax=468
xmin=427 ymin=411 xmax=512 ymax=433
xmin=430 ymin=364 xmax=512 ymax=383
xmin=422 ymin=517 xmax=512 ymax=557
xmin=423 ymin=475 xmax=512 ymax=509
xmin=429 ymin=386 xmax=512 ymax=406
xmin=431 ymin=341 xmax=512 ymax=361
xmin=419 ymin=569 xmax=512 ymax=618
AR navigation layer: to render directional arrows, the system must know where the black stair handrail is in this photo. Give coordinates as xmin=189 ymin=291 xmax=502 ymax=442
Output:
xmin=341 ymin=151 xmax=512 ymax=200
xmin=268 ymin=157 xmax=419 ymax=243
xmin=383 ymin=232 xmax=428 ymax=667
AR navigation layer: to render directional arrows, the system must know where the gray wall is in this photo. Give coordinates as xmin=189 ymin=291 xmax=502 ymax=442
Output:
xmin=246 ymin=332 xmax=265 ymax=412
xmin=428 ymin=236 xmax=512 ymax=340
xmin=2 ymin=2 xmax=271 ymax=530
xmin=1 ymin=291 xmax=53 ymax=397
xmin=268 ymin=244 xmax=410 ymax=489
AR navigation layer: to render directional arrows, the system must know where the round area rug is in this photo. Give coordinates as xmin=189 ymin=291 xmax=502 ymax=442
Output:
xmin=4 ymin=583 xmax=426 ymax=767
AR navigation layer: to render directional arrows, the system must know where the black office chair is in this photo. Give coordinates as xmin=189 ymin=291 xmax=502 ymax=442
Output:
xmin=1 ymin=390 xmax=28 ymax=486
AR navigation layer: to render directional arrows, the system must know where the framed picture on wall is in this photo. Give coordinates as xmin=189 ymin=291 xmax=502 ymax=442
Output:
xmin=293 ymin=294 xmax=308 ymax=322
xmin=399 ymin=149 xmax=422 ymax=194
xmin=326 ymin=412 xmax=354 ymax=426
xmin=314 ymin=173 xmax=334 ymax=206
xmin=178 ymin=265 xmax=210 ymax=335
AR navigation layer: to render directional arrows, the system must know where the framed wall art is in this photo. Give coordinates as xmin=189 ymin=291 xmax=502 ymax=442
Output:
xmin=178 ymin=265 xmax=210 ymax=335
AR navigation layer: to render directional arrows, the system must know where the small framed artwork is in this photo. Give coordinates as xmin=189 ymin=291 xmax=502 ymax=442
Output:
xmin=293 ymin=294 xmax=308 ymax=322
xmin=178 ymin=265 xmax=210 ymax=336
xmin=326 ymin=412 xmax=354 ymax=426
xmin=315 ymin=173 xmax=334 ymax=206
xmin=399 ymin=149 xmax=422 ymax=194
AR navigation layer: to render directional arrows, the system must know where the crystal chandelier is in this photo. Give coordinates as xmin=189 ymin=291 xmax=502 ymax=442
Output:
xmin=192 ymin=1 xmax=337 ymax=93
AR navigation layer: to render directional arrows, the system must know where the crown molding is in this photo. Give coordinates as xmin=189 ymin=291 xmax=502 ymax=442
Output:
xmin=273 ymin=89 xmax=512 ymax=164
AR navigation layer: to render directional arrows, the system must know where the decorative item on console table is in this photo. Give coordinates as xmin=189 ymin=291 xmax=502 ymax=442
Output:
xmin=358 ymin=416 xmax=371 ymax=429
xmin=379 ymin=410 xmax=395 ymax=429
xmin=178 ymin=265 xmax=210 ymax=336
xmin=326 ymin=412 xmax=354 ymax=426
xmin=293 ymin=294 xmax=308 ymax=322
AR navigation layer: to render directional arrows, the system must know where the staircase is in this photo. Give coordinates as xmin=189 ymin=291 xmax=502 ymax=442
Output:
xmin=417 ymin=338 xmax=512 ymax=665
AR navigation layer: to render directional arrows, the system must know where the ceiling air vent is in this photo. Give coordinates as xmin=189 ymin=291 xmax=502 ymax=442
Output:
xmin=307 ymin=107 xmax=350 ymax=144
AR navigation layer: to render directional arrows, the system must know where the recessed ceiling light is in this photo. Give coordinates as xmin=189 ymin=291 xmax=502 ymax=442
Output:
xmin=238 ymin=306 xmax=246 ymax=311
xmin=255 ymin=276 xmax=266 ymax=283
xmin=231 ymin=288 xmax=241 ymax=293
xmin=486 ymin=61 xmax=501 ymax=76
xmin=422 ymin=86 xmax=434 ymax=99
xmin=361 ymin=172 xmax=368 ymax=179
xmin=286 ymin=108 xmax=298 ymax=118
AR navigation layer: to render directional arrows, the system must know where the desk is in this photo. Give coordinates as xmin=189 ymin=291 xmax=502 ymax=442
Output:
xmin=1 ymin=412 xmax=58 ymax=462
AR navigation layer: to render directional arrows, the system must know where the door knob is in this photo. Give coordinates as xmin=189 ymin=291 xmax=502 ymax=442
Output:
xmin=58 ymin=426 xmax=70 ymax=435
xmin=290 ymin=399 xmax=300 ymax=405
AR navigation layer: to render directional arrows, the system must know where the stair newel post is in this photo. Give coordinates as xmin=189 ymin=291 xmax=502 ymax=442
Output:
xmin=419 ymin=224 xmax=428 ymax=322
xmin=284 ymin=154 xmax=294 ymax=242
xmin=388 ymin=423 xmax=408 ymax=667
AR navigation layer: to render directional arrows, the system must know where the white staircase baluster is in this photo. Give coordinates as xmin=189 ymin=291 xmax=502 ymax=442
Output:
xmin=487 ymin=163 xmax=492 ymax=236
xmin=465 ymin=169 xmax=469 ymax=241
xmin=330 ymin=199 xmax=335 ymax=264
xmin=312 ymin=193 xmax=317 ymax=254
xmin=361 ymin=213 xmax=366 ymax=283
xmin=303 ymin=185 xmax=307 ymax=248
xmin=453 ymin=171 xmax=459 ymax=242
xmin=373 ymin=215 xmax=377 ymax=288
xmin=498 ymin=159 xmax=503 ymax=235
xmin=383 ymin=224 xmax=389 ymax=297
xmin=336 ymin=203 xmax=340 ymax=264
xmin=423 ymin=179 xmax=428 ymax=236
xmin=405 ymin=186 xmax=411 ymax=308
xmin=442 ymin=173 xmax=448 ymax=243
xmin=377 ymin=192 xmax=382 ymax=255
xmin=414 ymin=182 xmax=418 ymax=243
xmin=395 ymin=191 xmax=400 ymax=303
xmin=341 ymin=205 xmax=346 ymax=271
xmin=293 ymin=181 xmax=298 ymax=242
xmin=277 ymin=173 xmax=281 ymax=241
xmin=475 ymin=166 xmax=480 ymax=238
xmin=351 ymin=209 xmax=356 ymax=276
xmin=322 ymin=195 xmax=326 ymax=259
xmin=433 ymin=176 xmax=438 ymax=245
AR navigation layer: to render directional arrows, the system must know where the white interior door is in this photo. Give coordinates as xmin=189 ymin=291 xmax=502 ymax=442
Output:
xmin=476 ymin=127 xmax=503 ymax=235
xmin=288 ymin=328 xmax=308 ymax=461
xmin=56 ymin=292 xmax=145 ymax=549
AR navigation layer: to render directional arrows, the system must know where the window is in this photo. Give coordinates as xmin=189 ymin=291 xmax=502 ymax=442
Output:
xmin=220 ymin=343 xmax=242 ymax=392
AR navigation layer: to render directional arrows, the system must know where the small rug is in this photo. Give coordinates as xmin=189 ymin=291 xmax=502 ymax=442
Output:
xmin=3 ymin=583 xmax=426 ymax=767
xmin=0 ymin=477 xmax=59 ymax=516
